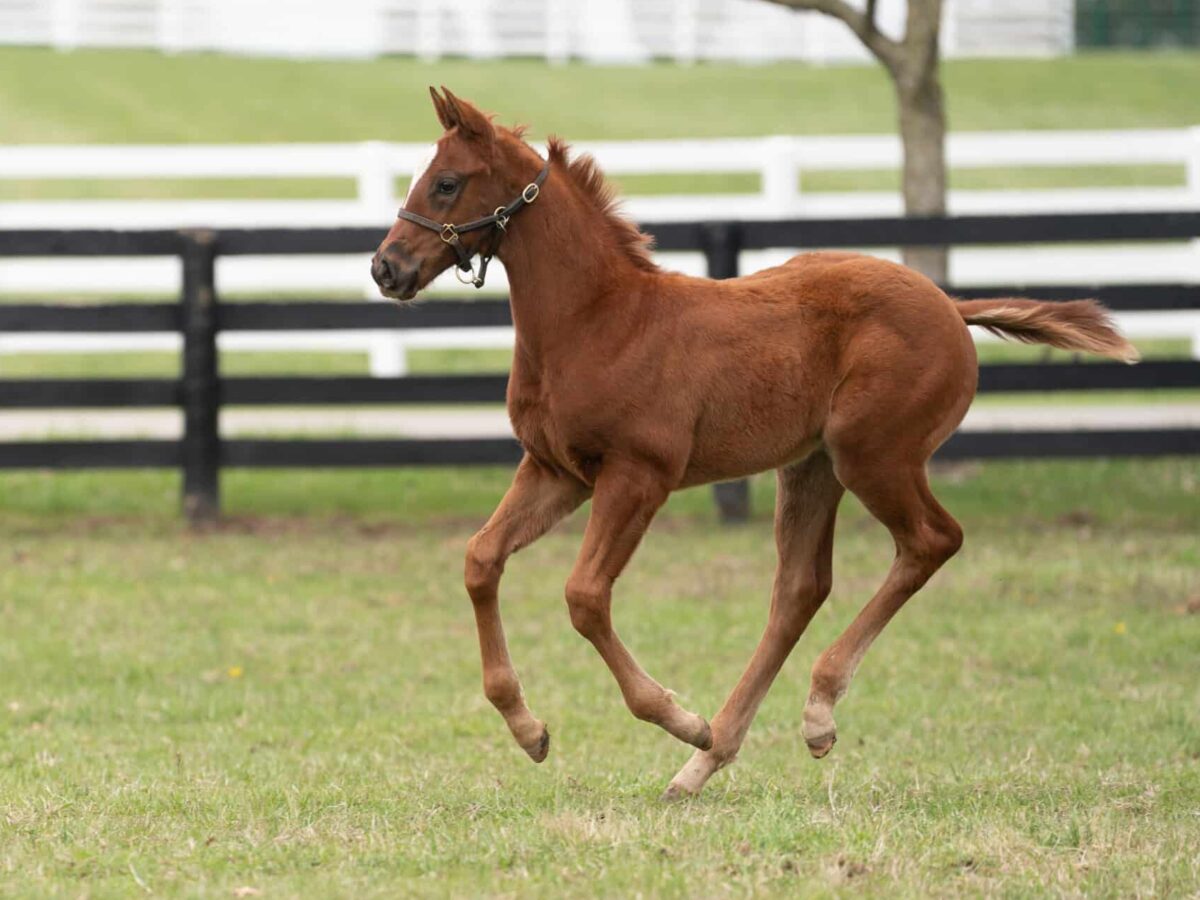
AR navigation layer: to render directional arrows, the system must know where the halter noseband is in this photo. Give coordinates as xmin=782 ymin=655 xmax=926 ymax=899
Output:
xmin=394 ymin=162 xmax=550 ymax=289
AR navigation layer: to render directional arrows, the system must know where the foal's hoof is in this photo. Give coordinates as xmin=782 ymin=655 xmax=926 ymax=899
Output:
xmin=803 ymin=704 xmax=836 ymax=759
xmin=524 ymin=725 xmax=551 ymax=763
xmin=806 ymin=733 xmax=837 ymax=759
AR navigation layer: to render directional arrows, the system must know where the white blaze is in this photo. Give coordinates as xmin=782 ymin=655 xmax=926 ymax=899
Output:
xmin=403 ymin=144 xmax=439 ymax=206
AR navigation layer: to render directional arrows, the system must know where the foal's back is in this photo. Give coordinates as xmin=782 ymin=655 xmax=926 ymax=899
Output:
xmin=665 ymin=251 xmax=977 ymax=485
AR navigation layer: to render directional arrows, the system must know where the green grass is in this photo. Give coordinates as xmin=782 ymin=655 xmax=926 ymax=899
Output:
xmin=2 ymin=48 xmax=1198 ymax=203
xmin=4 ymin=49 xmax=1199 ymax=144
xmin=1 ymin=460 xmax=1198 ymax=897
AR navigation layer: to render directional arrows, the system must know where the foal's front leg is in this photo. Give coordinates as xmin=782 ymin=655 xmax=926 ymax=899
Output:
xmin=564 ymin=460 xmax=712 ymax=750
xmin=466 ymin=455 xmax=590 ymax=761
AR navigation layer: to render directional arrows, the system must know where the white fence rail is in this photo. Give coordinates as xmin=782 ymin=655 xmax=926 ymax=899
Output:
xmin=3 ymin=129 xmax=1200 ymax=373
xmin=6 ymin=129 xmax=1200 ymax=229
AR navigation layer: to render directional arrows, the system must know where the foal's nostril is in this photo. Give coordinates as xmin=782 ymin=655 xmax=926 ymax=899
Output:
xmin=372 ymin=255 xmax=397 ymax=289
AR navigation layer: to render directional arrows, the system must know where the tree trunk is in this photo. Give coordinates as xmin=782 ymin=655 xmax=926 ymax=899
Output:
xmin=892 ymin=0 xmax=947 ymax=283
xmin=756 ymin=0 xmax=949 ymax=281
xmin=895 ymin=57 xmax=948 ymax=282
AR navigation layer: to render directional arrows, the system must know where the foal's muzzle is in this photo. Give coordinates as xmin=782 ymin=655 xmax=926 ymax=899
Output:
xmin=371 ymin=247 xmax=419 ymax=301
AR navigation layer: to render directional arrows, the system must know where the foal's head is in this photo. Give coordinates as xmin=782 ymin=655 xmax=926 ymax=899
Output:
xmin=371 ymin=87 xmax=543 ymax=301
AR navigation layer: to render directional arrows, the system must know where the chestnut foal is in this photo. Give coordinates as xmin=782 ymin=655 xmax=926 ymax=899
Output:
xmin=372 ymin=89 xmax=1138 ymax=799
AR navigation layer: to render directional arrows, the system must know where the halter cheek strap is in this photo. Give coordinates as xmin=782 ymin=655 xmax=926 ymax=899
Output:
xmin=394 ymin=162 xmax=550 ymax=289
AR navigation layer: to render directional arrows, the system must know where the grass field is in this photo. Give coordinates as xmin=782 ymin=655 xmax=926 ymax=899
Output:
xmin=5 ymin=49 xmax=1199 ymax=143
xmin=1 ymin=460 xmax=1198 ymax=897
xmin=2 ymin=48 xmax=1198 ymax=202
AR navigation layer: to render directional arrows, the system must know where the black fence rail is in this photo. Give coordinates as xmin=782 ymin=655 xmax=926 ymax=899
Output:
xmin=2 ymin=211 xmax=1200 ymax=523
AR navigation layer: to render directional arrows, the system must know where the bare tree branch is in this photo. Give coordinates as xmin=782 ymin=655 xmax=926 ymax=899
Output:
xmin=761 ymin=0 xmax=902 ymax=72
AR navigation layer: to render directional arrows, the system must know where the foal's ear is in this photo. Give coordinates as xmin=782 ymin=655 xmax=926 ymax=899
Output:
xmin=429 ymin=86 xmax=456 ymax=131
xmin=436 ymin=86 xmax=496 ymax=144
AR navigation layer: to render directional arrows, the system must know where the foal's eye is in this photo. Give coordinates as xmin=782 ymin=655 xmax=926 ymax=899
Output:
xmin=436 ymin=178 xmax=458 ymax=195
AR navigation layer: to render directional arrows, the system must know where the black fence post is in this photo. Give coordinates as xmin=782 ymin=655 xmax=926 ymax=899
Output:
xmin=180 ymin=229 xmax=220 ymax=525
xmin=702 ymin=222 xmax=751 ymax=524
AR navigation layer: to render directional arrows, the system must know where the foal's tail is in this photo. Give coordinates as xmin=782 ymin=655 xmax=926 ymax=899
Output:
xmin=955 ymin=297 xmax=1139 ymax=364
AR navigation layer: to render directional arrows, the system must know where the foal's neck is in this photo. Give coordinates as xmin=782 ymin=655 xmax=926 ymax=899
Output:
xmin=497 ymin=163 xmax=647 ymax=365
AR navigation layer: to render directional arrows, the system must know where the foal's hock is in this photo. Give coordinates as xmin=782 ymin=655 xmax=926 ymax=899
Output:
xmin=372 ymin=88 xmax=1138 ymax=799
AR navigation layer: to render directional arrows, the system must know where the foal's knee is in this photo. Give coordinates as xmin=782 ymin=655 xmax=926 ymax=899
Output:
xmin=564 ymin=575 xmax=610 ymax=638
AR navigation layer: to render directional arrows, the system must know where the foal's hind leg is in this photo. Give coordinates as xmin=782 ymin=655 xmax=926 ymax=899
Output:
xmin=466 ymin=454 xmax=590 ymax=761
xmin=664 ymin=452 xmax=843 ymax=799
xmin=564 ymin=459 xmax=712 ymax=750
xmin=802 ymin=453 xmax=962 ymax=758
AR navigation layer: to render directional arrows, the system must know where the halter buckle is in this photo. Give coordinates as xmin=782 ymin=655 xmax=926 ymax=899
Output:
xmin=440 ymin=224 xmax=459 ymax=244
xmin=493 ymin=207 xmax=510 ymax=232
xmin=521 ymin=182 xmax=540 ymax=203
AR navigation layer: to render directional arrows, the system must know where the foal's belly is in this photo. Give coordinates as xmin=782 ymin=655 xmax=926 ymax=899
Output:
xmin=680 ymin=435 xmax=823 ymax=488
xmin=679 ymin=391 xmax=827 ymax=487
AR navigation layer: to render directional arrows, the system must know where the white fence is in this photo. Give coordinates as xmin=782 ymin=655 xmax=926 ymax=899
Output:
xmin=5 ymin=128 xmax=1200 ymax=230
xmin=1 ymin=0 xmax=1074 ymax=64
xmin=3 ymin=128 xmax=1200 ymax=372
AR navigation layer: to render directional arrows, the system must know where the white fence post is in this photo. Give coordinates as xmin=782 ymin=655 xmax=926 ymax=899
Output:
xmin=157 ymin=0 xmax=187 ymax=53
xmin=1189 ymin=126 xmax=1200 ymax=360
xmin=941 ymin=0 xmax=959 ymax=58
xmin=357 ymin=141 xmax=408 ymax=378
xmin=51 ymin=0 xmax=81 ymax=50
xmin=673 ymin=0 xmax=699 ymax=65
xmin=1186 ymin=126 xmax=1200 ymax=213
xmin=461 ymin=0 xmax=497 ymax=59
xmin=545 ymin=0 xmax=570 ymax=64
xmin=761 ymin=136 xmax=799 ymax=216
xmin=416 ymin=0 xmax=441 ymax=62
xmin=356 ymin=140 xmax=394 ymax=221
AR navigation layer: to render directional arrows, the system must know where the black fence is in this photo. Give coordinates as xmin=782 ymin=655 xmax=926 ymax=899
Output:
xmin=2 ymin=211 xmax=1200 ymax=523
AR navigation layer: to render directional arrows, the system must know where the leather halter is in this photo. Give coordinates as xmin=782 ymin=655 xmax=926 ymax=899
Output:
xmin=394 ymin=162 xmax=550 ymax=289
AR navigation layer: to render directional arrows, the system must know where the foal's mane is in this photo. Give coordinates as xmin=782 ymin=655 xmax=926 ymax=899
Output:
xmin=544 ymin=136 xmax=658 ymax=272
